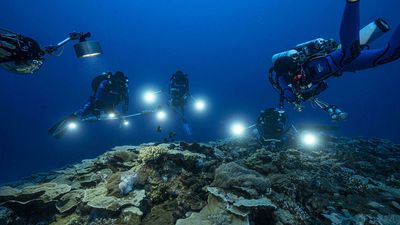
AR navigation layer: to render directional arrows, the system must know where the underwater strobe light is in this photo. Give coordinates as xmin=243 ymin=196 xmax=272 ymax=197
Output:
xmin=69 ymin=32 xmax=102 ymax=58
xmin=156 ymin=111 xmax=167 ymax=121
xmin=123 ymin=120 xmax=130 ymax=127
xmin=194 ymin=99 xmax=206 ymax=112
xmin=73 ymin=32 xmax=102 ymax=58
xmin=74 ymin=41 xmax=102 ymax=58
xmin=67 ymin=122 xmax=78 ymax=130
xmin=108 ymin=113 xmax=117 ymax=119
xmin=301 ymin=132 xmax=318 ymax=147
xmin=143 ymin=90 xmax=161 ymax=104
xmin=49 ymin=32 xmax=103 ymax=59
xmin=231 ymin=122 xmax=246 ymax=137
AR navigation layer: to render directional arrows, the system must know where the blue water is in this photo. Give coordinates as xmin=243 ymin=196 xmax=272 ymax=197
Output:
xmin=1 ymin=0 xmax=399 ymax=183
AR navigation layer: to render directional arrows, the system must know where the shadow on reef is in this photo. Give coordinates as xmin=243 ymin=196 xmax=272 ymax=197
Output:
xmin=0 ymin=136 xmax=400 ymax=225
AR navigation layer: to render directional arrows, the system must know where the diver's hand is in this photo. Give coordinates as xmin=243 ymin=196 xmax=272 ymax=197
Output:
xmin=44 ymin=45 xmax=58 ymax=54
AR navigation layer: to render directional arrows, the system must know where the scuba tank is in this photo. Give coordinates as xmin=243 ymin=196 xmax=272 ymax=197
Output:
xmin=269 ymin=18 xmax=391 ymax=110
xmin=271 ymin=50 xmax=299 ymax=65
xmin=91 ymin=72 xmax=112 ymax=92
xmin=272 ymin=18 xmax=391 ymax=65
xmin=271 ymin=38 xmax=339 ymax=65
xmin=360 ymin=18 xmax=390 ymax=46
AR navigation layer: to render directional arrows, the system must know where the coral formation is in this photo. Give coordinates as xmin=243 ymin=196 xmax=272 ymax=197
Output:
xmin=0 ymin=136 xmax=399 ymax=224
xmin=119 ymin=171 xmax=138 ymax=195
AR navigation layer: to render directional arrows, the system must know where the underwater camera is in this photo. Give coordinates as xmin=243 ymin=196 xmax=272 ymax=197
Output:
xmin=272 ymin=18 xmax=391 ymax=64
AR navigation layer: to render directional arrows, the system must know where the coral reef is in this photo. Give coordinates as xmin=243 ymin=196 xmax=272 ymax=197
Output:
xmin=0 ymin=137 xmax=399 ymax=224
xmin=119 ymin=171 xmax=138 ymax=195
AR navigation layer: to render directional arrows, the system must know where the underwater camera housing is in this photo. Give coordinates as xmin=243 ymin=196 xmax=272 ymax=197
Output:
xmin=272 ymin=18 xmax=391 ymax=64
xmin=271 ymin=38 xmax=339 ymax=65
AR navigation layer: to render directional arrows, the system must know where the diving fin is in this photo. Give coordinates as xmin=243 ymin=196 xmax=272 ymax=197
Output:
xmin=183 ymin=123 xmax=192 ymax=136
xmin=48 ymin=114 xmax=77 ymax=138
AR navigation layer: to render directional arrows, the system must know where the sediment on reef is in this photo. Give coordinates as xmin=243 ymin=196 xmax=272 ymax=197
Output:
xmin=0 ymin=136 xmax=400 ymax=225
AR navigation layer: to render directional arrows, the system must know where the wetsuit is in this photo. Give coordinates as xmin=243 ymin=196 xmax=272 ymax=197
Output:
xmin=48 ymin=73 xmax=129 ymax=138
xmin=0 ymin=30 xmax=44 ymax=73
xmin=76 ymin=77 xmax=129 ymax=118
xmin=256 ymin=108 xmax=287 ymax=142
xmin=169 ymin=71 xmax=192 ymax=135
xmin=169 ymin=72 xmax=189 ymax=114
xmin=275 ymin=0 xmax=400 ymax=104
xmin=169 ymin=73 xmax=189 ymax=110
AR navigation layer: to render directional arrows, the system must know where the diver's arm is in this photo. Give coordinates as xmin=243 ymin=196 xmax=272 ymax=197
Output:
xmin=278 ymin=76 xmax=298 ymax=103
xmin=93 ymin=80 xmax=108 ymax=108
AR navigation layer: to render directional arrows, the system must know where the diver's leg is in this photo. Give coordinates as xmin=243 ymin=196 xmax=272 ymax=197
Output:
xmin=342 ymin=25 xmax=400 ymax=71
xmin=48 ymin=114 xmax=77 ymax=138
xmin=75 ymin=98 xmax=94 ymax=118
xmin=179 ymin=106 xmax=192 ymax=136
xmin=338 ymin=0 xmax=361 ymax=66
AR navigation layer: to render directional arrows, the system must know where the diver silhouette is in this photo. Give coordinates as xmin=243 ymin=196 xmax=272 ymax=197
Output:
xmin=48 ymin=71 xmax=129 ymax=138
xmin=169 ymin=70 xmax=192 ymax=136
xmin=0 ymin=29 xmax=101 ymax=74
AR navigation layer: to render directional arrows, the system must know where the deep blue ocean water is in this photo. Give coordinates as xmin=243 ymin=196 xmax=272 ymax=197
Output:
xmin=0 ymin=0 xmax=399 ymax=183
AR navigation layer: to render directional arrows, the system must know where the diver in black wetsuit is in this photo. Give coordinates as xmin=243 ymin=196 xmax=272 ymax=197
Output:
xmin=48 ymin=72 xmax=129 ymax=138
xmin=255 ymin=108 xmax=288 ymax=145
xmin=0 ymin=29 xmax=45 ymax=74
xmin=169 ymin=70 xmax=192 ymax=135
xmin=0 ymin=29 xmax=101 ymax=74
xmin=75 ymin=71 xmax=129 ymax=119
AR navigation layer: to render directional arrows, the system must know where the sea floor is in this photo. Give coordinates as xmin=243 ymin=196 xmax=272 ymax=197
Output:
xmin=0 ymin=136 xmax=400 ymax=225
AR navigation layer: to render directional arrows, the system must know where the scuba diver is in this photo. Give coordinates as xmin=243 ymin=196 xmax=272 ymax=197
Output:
xmin=269 ymin=0 xmax=400 ymax=121
xmin=168 ymin=70 xmax=192 ymax=135
xmin=255 ymin=108 xmax=288 ymax=145
xmin=0 ymin=29 xmax=102 ymax=74
xmin=49 ymin=71 xmax=129 ymax=138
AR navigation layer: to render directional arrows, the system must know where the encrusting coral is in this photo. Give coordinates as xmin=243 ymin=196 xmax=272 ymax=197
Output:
xmin=0 ymin=137 xmax=399 ymax=224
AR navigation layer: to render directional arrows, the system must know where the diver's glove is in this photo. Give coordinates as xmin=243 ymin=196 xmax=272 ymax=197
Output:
xmin=327 ymin=105 xmax=348 ymax=122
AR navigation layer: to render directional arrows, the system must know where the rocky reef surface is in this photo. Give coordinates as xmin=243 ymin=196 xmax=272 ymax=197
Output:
xmin=1 ymin=136 xmax=400 ymax=225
